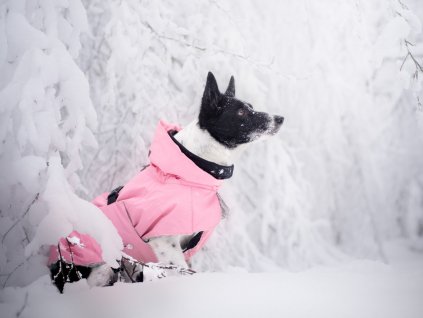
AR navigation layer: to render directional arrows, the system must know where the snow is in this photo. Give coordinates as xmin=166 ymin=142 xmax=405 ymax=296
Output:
xmin=26 ymin=157 xmax=122 ymax=268
xmin=1 ymin=0 xmax=423 ymax=316
xmin=0 ymin=0 xmax=122 ymax=286
xmin=66 ymin=236 xmax=84 ymax=248
xmin=1 ymin=241 xmax=423 ymax=318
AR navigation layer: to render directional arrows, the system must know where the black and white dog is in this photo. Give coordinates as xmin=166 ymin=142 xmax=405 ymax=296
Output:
xmin=52 ymin=72 xmax=283 ymax=289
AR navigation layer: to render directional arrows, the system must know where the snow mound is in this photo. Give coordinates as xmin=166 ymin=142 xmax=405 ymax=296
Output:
xmin=1 ymin=256 xmax=422 ymax=318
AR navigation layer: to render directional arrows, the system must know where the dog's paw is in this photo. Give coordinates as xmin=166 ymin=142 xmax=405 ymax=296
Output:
xmin=87 ymin=264 xmax=117 ymax=287
xmin=119 ymin=258 xmax=144 ymax=283
xmin=142 ymin=264 xmax=167 ymax=282
xmin=142 ymin=263 xmax=195 ymax=281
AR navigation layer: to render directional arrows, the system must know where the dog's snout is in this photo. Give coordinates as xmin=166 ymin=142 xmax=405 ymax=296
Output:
xmin=274 ymin=115 xmax=284 ymax=125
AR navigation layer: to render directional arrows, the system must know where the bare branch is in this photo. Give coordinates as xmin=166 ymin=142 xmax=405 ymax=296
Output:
xmin=16 ymin=292 xmax=28 ymax=318
xmin=398 ymin=0 xmax=409 ymax=10
xmin=2 ymin=193 xmax=39 ymax=244
xmin=2 ymin=262 xmax=24 ymax=288
xmin=417 ymin=96 xmax=422 ymax=112
xmin=141 ymin=21 xmax=274 ymax=69
xmin=400 ymin=52 xmax=410 ymax=71
xmin=401 ymin=40 xmax=423 ymax=74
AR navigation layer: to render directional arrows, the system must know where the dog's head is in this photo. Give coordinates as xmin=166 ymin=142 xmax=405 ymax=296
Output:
xmin=198 ymin=72 xmax=284 ymax=149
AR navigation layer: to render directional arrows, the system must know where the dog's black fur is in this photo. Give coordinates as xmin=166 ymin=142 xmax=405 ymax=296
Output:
xmin=50 ymin=260 xmax=92 ymax=293
xmin=199 ymin=72 xmax=284 ymax=148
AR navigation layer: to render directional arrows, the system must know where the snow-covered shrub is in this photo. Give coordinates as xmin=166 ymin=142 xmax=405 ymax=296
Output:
xmin=0 ymin=0 xmax=122 ymax=287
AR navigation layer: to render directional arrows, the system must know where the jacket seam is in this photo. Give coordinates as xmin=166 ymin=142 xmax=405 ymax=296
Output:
xmin=122 ymin=201 xmax=145 ymax=241
xmin=190 ymin=186 xmax=194 ymax=233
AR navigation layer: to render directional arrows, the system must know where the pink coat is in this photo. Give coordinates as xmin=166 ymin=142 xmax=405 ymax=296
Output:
xmin=48 ymin=120 xmax=223 ymax=267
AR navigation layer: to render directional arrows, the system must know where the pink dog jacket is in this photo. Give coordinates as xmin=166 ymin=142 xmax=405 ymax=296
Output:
xmin=48 ymin=120 xmax=224 ymax=267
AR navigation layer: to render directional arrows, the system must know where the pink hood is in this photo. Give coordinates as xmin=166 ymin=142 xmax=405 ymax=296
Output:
xmin=49 ymin=120 xmax=223 ymax=267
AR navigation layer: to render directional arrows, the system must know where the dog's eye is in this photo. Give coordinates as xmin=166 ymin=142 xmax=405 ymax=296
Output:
xmin=237 ymin=109 xmax=246 ymax=116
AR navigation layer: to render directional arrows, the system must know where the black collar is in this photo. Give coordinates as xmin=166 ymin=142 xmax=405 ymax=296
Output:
xmin=168 ymin=131 xmax=234 ymax=180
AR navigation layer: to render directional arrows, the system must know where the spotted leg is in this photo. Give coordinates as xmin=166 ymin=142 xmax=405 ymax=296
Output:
xmin=148 ymin=235 xmax=188 ymax=267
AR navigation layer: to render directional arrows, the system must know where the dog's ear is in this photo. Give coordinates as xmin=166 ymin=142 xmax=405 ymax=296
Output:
xmin=224 ymin=76 xmax=235 ymax=97
xmin=202 ymin=72 xmax=221 ymax=112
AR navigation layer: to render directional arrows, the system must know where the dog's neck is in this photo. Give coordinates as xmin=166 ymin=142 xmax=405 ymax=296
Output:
xmin=174 ymin=121 xmax=241 ymax=166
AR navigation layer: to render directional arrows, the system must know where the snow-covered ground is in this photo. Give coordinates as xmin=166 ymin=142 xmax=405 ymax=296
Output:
xmin=1 ymin=241 xmax=422 ymax=318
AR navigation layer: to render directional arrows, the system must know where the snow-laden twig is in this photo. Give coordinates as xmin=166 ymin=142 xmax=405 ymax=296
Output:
xmin=208 ymin=0 xmax=247 ymax=53
xmin=141 ymin=21 xmax=274 ymax=69
xmin=2 ymin=193 xmax=39 ymax=245
xmin=1 ymin=262 xmax=24 ymax=288
xmin=15 ymin=292 xmax=28 ymax=318
xmin=417 ymin=96 xmax=422 ymax=112
xmin=65 ymin=239 xmax=83 ymax=280
xmin=400 ymin=40 xmax=423 ymax=78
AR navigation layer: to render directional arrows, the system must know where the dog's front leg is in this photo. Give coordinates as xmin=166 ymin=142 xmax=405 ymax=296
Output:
xmin=148 ymin=235 xmax=187 ymax=267
xmin=141 ymin=235 xmax=190 ymax=281
xmin=87 ymin=236 xmax=188 ymax=285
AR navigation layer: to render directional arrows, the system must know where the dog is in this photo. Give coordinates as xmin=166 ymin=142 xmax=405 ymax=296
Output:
xmin=49 ymin=72 xmax=283 ymax=292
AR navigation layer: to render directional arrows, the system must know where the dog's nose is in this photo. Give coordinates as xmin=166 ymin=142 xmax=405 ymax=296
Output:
xmin=274 ymin=116 xmax=284 ymax=125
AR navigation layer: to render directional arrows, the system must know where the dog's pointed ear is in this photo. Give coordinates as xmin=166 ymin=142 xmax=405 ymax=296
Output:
xmin=202 ymin=72 xmax=221 ymax=111
xmin=224 ymin=76 xmax=235 ymax=97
